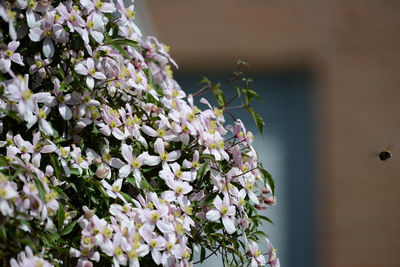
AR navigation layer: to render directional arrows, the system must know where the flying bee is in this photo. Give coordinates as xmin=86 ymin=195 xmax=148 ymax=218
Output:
xmin=379 ymin=150 xmax=392 ymax=161
xmin=378 ymin=144 xmax=393 ymax=161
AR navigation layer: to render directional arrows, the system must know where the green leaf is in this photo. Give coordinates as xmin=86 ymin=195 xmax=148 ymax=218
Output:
xmin=33 ymin=175 xmax=46 ymax=202
xmin=254 ymin=230 xmax=269 ymax=238
xmin=200 ymin=247 xmax=206 ymax=263
xmin=0 ymin=226 xmax=7 ymax=242
xmin=57 ymin=203 xmax=65 ymax=231
xmin=61 ymin=220 xmax=77 ymax=236
xmin=119 ymin=192 xmax=132 ymax=202
xmin=259 ymin=215 xmax=274 ymax=224
xmin=49 ymin=153 xmax=62 ymax=179
xmin=260 ymin=167 xmax=275 ymax=196
xmin=126 ymin=177 xmax=137 ymax=188
xmin=244 ymin=88 xmax=264 ymax=105
xmin=199 ymin=76 xmax=211 ymax=86
xmin=211 ymin=84 xmax=226 ymax=107
xmin=0 ymin=107 xmax=22 ymax=123
xmin=108 ymin=37 xmax=139 ymax=49
xmin=140 ymin=176 xmax=154 ymax=192
xmin=245 ymin=105 xmax=264 ymax=135
xmin=0 ymin=155 xmax=8 ymax=167
xmin=196 ymin=162 xmax=209 ymax=180
xmin=109 ymin=43 xmax=130 ymax=59
xmin=69 ymin=168 xmax=80 ymax=176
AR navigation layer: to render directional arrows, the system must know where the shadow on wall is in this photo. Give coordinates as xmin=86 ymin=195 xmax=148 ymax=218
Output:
xmin=175 ymin=70 xmax=317 ymax=267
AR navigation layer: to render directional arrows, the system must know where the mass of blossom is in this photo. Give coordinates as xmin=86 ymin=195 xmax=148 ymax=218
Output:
xmin=0 ymin=0 xmax=279 ymax=266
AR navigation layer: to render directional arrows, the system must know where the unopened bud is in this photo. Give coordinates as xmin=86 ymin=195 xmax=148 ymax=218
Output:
xmin=95 ymin=165 xmax=110 ymax=179
xmin=254 ymin=204 xmax=267 ymax=210
xmin=264 ymin=196 xmax=277 ymax=206
xmin=261 ymin=187 xmax=271 ymax=194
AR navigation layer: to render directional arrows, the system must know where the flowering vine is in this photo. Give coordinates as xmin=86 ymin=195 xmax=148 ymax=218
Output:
xmin=0 ymin=0 xmax=279 ymax=266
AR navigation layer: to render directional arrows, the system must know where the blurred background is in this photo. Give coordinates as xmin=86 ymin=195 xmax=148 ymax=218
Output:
xmin=134 ymin=1 xmax=400 ymax=266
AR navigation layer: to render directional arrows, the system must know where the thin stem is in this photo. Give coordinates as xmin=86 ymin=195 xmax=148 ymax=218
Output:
xmin=193 ymin=243 xmax=223 ymax=264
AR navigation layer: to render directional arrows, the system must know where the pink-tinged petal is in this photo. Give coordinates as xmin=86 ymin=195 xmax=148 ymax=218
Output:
xmin=161 ymin=190 xmax=176 ymax=202
xmin=167 ymin=150 xmax=181 ymax=162
xmin=59 ymin=103 xmax=72 ymax=120
xmin=10 ymin=54 xmax=24 ymax=66
xmin=222 ymin=216 xmax=236 ymax=234
xmin=102 ymin=2 xmax=116 ymax=13
xmin=238 ymin=189 xmax=247 ymax=201
xmin=42 ymin=38 xmax=54 ymax=58
xmin=80 ymin=0 xmax=94 ymax=10
xmin=53 ymin=24 xmax=69 ymax=42
xmin=154 ymin=138 xmax=164 ymax=154
xmin=7 ymin=41 xmax=19 ymax=51
xmin=121 ymin=144 xmax=133 ymax=163
xmin=248 ymin=191 xmax=260 ymax=205
xmin=143 ymin=155 xmax=160 ymax=166
xmin=93 ymin=71 xmax=106 ymax=80
xmin=112 ymin=128 xmax=126 ymax=140
xmin=205 ymin=210 xmax=220 ymax=222
xmin=74 ymin=63 xmax=88 ymax=75
xmin=213 ymin=195 xmax=223 ymax=210
xmin=211 ymin=149 xmax=221 ymax=161
xmin=86 ymin=76 xmax=94 ymax=89
xmin=226 ymin=206 xmax=236 ymax=216
xmin=39 ymin=119 xmax=53 ymax=136
xmin=151 ymin=249 xmax=162 ymax=265
xmin=41 ymin=143 xmax=57 ymax=153
xmin=76 ymin=27 xmax=89 ymax=43
xmin=100 ymin=125 xmax=111 ymax=136
xmin=32 ymin=131 xmax=40 ymax=144
xmin=132 ymin=169 xmax=141 ymax=184
xmin=90 ymin=30 xmax=104 ymax=44
xmin=32 ymin=152 xmax=41 ymax=167
xmin=43 ymin=13 xmax=54 ymax=30
xmin=86 ymin=58 xmax=94 ymax=69
xmin=69 ymin=248 xmax=81 ymax=258
xmin=156 ymin=220 xmax=174 ymax=234
xmin=141 ymin=125 xmax=157 ymax=137
xmin=118 ymin=164 xmax=131 ymax=178
xmin=100 ymin=239 xmax=114 ymax=256
xmin=251 ymin=258 xmax=258 ymax=267
xmin=110 ymin=158 xmax=124 ymax=168
xmin=182 ymin=184 xmax=193 ymax=195
xmin=28 ymin=27 xmax=43 ymax=42
xmin=0 ymin=58 xmax=11 ymax=73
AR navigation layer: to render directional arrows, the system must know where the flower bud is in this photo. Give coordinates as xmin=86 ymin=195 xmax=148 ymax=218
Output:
xmin=254 ymin=204 xmax=267 ymax=210
xmin=261 ymin=187 xmax=271 ymax=194
xmin=96 ymin=165 xmax=110 ymax=179
xmin=264 ymin=196 xmax=277 ymax=206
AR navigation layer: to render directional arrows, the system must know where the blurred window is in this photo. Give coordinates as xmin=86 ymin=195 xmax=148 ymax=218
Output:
xmin=175 ymin=71 xmax=316 ymax=267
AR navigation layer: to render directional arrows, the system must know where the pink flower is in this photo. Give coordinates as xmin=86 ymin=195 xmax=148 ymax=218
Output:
xmin=140 ymin=226 xmax=167 ymax=265
xmin=116 ymin=144 xmax=159 ymax=185
xmin=266 ymin=239 xmax=280 ymax=267
xmin=162 ymin=178 xmax=193 ymax=202
xmin=101 ymin=179 xmax=127 ymax=203
xmin=28 ymin=12 xmax=69 ymax=58
xmin=206 ymin=195 xmax=236 ymax=234
xmin=0 ymin=41 xmax=24 ymax=75
xmin=26 ymin=104 xmax=54 ymax=136
xmin=10 ymin=246 xmax=53 ymax=267
xmin=28 ymin=53 xmax=51 ymax=78
xmin=154 ymin=138 xmax=181 ymax=169
xmin=0 ymin=180 xmax=18 ymax=216
xmin=74 ymin=58 xmax=107 ymax=89
xmin=100 ymin=231 xmax=128 ymax=266
xmin=248 ymin=241 xmax=267 ymax=267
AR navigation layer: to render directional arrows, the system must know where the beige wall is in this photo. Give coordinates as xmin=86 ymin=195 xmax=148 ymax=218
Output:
xmin=145 ymin=1 xmax=400 ymax=266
